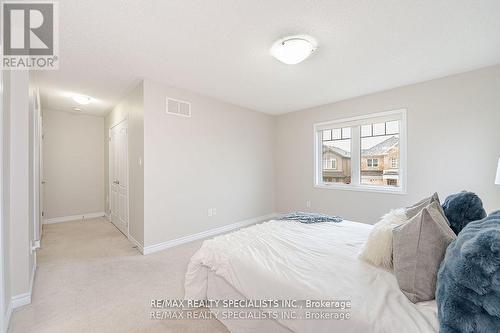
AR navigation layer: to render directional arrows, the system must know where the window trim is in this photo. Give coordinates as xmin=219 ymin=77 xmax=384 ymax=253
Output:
xmin=313 ymin=109 xmax=407 ymax=194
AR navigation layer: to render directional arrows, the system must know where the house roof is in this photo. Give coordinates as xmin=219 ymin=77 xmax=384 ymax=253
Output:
xmin=323 ymin=145 xmax=351 ymax=158
xmin=361 ymin=136 xmax=399 ymax=156
xmin=323 ymin=136 xmax=399 ymax=158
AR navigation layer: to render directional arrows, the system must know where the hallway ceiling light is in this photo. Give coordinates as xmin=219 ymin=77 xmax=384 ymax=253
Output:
xmin=270 ymin=35 xmax=317 ymax=65
xmin=72 ymin=94 xmax=93 ymax=105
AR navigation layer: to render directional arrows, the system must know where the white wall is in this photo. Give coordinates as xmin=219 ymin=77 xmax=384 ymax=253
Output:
xmin=143 ymin=80 xmax=275 ymax=247
xmin=1 ymin=70 xmax=11 ymax=333
xmin=274 ymin=65 xmax=500 ymax=223
xmin=8 ymin=71 xmax=34 ymax=298
xmin=104 ymin=83 xmax=144 ymax=245
xmin=43 ymin=110 xmax=104 ymax=219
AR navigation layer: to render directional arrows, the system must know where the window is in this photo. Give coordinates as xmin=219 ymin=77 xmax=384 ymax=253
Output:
xmin=314 ymin=110 xmax=406 ymax=193
xmin=323 ymin=157 xmax=337 ymax=170
xmin=366 ymin=158 xmax=379 ymax=167
xmin=331 ymin=159 xmax=337 ymax=169
xmin=391 ymin=157 xmax=398 ymax=168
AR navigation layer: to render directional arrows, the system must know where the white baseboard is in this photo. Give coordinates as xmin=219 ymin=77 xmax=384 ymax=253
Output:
xmin=128 ymin=234 xmax=144 ymax=254
xmin=142 ymin=213 xmax=278 ymax=255
xmin=11 ymin=260 xmax=36 ymax=311
xmin=43 ymin=212 xmax=105 ymax=224
xmin=4 ymin=301 xmax=12 ymax=333
xmin=11 ymin=293 xmax=30 ymax=309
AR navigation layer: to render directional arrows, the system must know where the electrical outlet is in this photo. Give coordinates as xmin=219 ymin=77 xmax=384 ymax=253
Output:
xmin=306 ymin=200 xmax=311 ymax=208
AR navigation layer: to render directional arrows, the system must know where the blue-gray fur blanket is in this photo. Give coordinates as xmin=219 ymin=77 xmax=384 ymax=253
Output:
xmin=436 ymin=210 xmax=500 ymax=332
xmin=279 ymin=211 xmax=342 ymax=223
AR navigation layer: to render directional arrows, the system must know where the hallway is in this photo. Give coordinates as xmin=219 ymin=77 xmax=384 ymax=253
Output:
xmin=8 ymin=218 xmax=228 ymax=333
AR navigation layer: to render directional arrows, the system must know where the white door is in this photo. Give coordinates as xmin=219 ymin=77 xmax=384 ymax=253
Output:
xmin=109 ymin=120 xmax=128 ymax=236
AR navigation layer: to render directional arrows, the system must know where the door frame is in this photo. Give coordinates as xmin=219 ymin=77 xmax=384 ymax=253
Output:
xmin=0 ymin=63 xmax=6 ymax=333
xmin=108 ymin=118 xmax=129 ymax=239
xmin=31 ymin=87 xmax=42 ymax=247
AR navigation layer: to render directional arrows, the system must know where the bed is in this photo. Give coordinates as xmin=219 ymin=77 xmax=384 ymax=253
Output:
xmin=184 ymin=219 xmax=439 ymax=333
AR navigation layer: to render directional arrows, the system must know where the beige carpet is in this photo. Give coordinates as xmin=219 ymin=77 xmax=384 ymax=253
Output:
xmin=9 ymin=217 xmax=229 ymax=333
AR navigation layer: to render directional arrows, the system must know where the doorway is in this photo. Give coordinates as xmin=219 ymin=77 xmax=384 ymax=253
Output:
xmin=109 ymin=119 xmax=129 ymax=236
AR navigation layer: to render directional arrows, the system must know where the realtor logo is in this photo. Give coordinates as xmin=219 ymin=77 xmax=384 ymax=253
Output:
xmin=1 ymin=1 xmax=59 ymax=69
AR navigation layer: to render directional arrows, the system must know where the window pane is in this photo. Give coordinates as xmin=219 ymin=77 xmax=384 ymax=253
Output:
xmin=332 ymin=128 xmax=342 ymax=140
xmin=322 ymin=130 xmax=332 ymax=141
xmin=372 ymin=122 xmax=385 ymax=136
xmin=322 ymin=136 xmax=351 ymax=184
xmin=386 ymin=121 xmax=399 ymax=134
xmin=342 ymin=127 xmax=351 ymax=139
xmin=361 ymin=122 xmax=400 ymax=187
xmin=361 ymin=125 xmax=372 ymax=137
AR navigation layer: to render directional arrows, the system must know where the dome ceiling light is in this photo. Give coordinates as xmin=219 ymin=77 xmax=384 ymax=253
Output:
xmin=270 ymin=35 xmax=317 ymax=65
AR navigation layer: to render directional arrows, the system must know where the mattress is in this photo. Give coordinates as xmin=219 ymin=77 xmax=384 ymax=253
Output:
xmin=185 ymin=219 xmax=439 ymax=333
xmin=206 ymin=270 xmax=293 ymax=333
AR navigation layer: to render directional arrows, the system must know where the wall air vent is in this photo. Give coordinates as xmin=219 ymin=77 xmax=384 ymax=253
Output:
xmin=166 ymin=97 xmax=191 ymax=117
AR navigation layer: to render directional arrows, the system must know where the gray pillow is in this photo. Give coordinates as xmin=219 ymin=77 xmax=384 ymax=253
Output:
xmin=393 ymin=201 xmax=456 ymax=303
xmin=405 ymin=192 xmax=440 ymax=220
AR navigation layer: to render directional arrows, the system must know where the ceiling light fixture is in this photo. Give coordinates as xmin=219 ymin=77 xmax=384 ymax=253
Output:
xmin=72 ymin=107 xmax=82 ymax=112
xmin=270 ymin=35 xmax=317 ymax=65
xmin=72 ymin=94 xmax=93 ymax=105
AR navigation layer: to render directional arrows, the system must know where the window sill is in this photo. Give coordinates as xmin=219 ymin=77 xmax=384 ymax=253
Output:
xmin=313 ymin=183 xmax=406 ymax=195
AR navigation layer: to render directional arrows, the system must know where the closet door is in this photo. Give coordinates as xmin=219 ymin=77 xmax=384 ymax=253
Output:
xmin=109 ymin=120 xmax=128 ymax=236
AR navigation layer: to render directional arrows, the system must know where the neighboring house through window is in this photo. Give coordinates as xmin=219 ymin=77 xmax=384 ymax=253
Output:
xmin=314 ymin=109 xmax=406 ymax=193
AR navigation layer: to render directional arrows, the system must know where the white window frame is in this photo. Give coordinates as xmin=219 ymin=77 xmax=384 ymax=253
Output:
xmin=313 ymin=109 xmax=407 ymax=194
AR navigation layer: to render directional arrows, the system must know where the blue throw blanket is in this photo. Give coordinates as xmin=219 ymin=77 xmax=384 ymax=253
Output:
xmin=436 ymin=210 xmax=500 ymax=333
xmin=279 ymin=211 xmax=342 ymax=223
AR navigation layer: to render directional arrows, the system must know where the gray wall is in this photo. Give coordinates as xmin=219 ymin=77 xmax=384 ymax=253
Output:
xmin=143 ymin=80 xmax=275 ymax=246
xmin=274 ymin=65 xmax=500 ymax=223
xmin=105 ymin=83 xmax=144 ymax=245
xmin=42 ymin=110 xmax=104 ymax=219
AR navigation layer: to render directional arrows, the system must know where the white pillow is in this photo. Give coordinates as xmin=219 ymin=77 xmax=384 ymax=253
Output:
xmin=359 ymin=208 xmax=407 ymax=268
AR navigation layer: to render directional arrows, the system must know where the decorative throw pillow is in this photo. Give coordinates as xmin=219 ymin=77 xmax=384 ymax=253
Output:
xmin=405 ymin=192 xmax=440 ymax=219
xmin=393 ymin=202 xmax=456 ymax=303
xmin=442 ymin=191 xmax=487 ymax=234
xmin=359 ymin=208 xmax=407 ymax=268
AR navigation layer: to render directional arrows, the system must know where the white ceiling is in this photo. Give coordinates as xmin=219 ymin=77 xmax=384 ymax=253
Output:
xmin=35 ymin=0 xmax=500 ymax=116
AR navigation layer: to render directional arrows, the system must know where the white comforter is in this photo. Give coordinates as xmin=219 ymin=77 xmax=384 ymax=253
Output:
xmin=185 ymin=220 xmax=438 ymax=333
